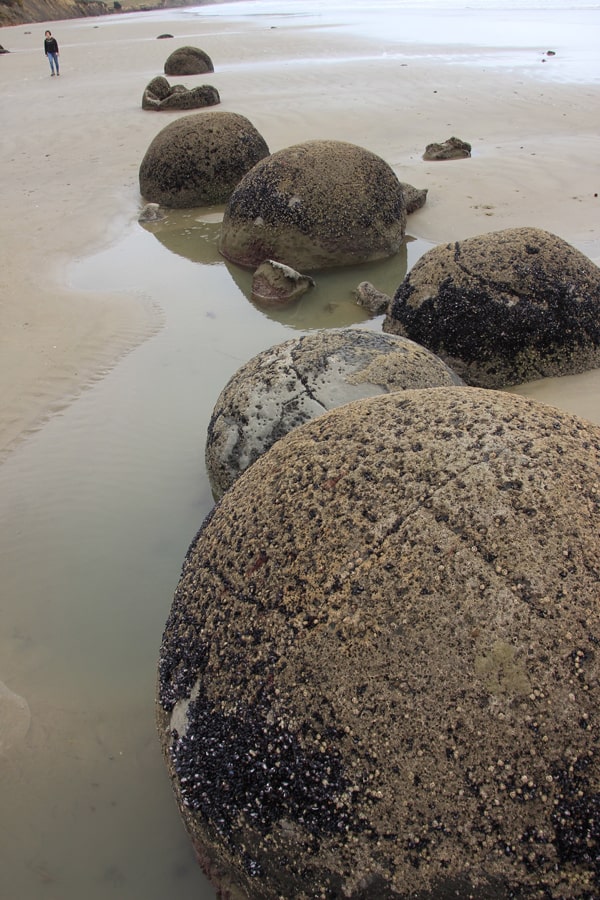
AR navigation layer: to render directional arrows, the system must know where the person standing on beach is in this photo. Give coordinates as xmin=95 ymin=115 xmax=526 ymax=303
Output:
xmin=44 ymin=30 xmax=59 ymax=76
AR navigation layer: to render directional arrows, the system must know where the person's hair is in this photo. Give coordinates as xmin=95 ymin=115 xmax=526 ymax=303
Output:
xmin=45 ymin=30 xmax=51 ymax=36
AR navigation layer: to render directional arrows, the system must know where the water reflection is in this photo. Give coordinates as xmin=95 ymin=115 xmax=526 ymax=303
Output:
xmin=141 ymin=206 xmax=411 ymax=330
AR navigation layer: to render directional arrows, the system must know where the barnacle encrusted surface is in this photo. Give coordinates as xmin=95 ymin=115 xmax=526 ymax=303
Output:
xmin=158 ymin=387 xmax=600 ymax=899
xmin=218 ymin=140 xmax=407 ymax=270
xmin=383 ymin=227 xmax=600 ymax=389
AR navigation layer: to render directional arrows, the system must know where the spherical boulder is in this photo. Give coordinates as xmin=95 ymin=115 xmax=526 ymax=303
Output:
xmin=205 ymin=328 xmax=462 ymax=498
xmin=139 ymin=112 xmax=269 ymax=208
xmin=218 ymin=140 xmax=407 ymax=271
xmin=158 ymin=387 xmax=600 ymax=898
xmin=164 ymin=45 xmax=214 ymax=76
xmin=383 ymin=226 xmax=600 ymax=388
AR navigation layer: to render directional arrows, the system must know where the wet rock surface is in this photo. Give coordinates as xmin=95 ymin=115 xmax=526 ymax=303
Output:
xmin=218 ymin=140 xmax=407 ymax=271
xmin=139 ymin=111 xmax=269 ymax=208
xmin=399 ymin=181 xmax=428 ymax=214
xmin=142 ymin=75 xmax=220 ymax=111
xmin=159 ymin=387 xmax=600 ymax=898
xmin=251 ymin=259 xmax=315 ymax=308
xmin=163 ymin=45 xmax=214 ymax=76
xmin=354 ymin=281 xmax=391 ymax=314
xmin=205 ymin=329 xmax=462 ymax=498
xmin=383 ymin=226 xmax=600 ymax=388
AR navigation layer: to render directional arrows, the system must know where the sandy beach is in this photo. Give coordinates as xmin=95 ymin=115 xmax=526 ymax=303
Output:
xmin=1 ymin=0 xmax=600 ymax=459
xmin=1 ymin=3 xmax=600 ymax=898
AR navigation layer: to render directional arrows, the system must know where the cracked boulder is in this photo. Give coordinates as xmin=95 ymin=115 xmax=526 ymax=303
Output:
xmin=142 ymin=75 xmax=220 ymax=111
xmin=383 ymin=226 xmax=600 ymax=388
xmin=164 ymin=45 xmax=214 ymax=76
xmin=205 ymin=328 xmax=463 ymax=498
xmin=218 ymin=140 xmax=407 ymax=271
xmin=158 ymin=387 xmax=600 ymax=899
xmin=422 ymin=136 xmax=471 ymax=160
xmin=139 ymin=111 xmax=269 ymax=208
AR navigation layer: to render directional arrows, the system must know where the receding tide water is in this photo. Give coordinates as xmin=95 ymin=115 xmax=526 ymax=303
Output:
xmin=0 ymin=205 xmax=428 ymax=899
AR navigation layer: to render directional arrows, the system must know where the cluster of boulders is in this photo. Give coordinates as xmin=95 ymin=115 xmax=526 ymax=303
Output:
xmin=146 ymin=36 xmax=600 ymax=900
xmin=141 ymin=44 xmax=219 ymax=112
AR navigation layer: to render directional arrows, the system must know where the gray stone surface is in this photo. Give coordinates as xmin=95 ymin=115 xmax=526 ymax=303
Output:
xmin=139 ymin=111 xmax=269 ymax=208
xmin=205 ymin=328 xmax=463 ymax=498
xmin=251 ymin=259 xmax=315 ymax=307
xmin=383 ymin=226 xmax=600 ymax=388
xmin=164 ymin=45 xmax=214 ymax=76
xmin=354 ymin=281 xmax=391 ymax=314
xmin=218 ymin=140 xmax=407 ymax=270
xmin=423 ymin=136 xmax=471 ymax=160
xmin=142 ymin=75 xmax=220 ymax=111
xmin=399 ymin=181 xmax=428 ymax=213
xmin=158 ymin=387 xmax=600 ymax=898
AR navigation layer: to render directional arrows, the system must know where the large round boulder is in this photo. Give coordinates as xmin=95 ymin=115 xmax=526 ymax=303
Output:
xmin=383 ymin=226 xmax=600 ymax=388
xmin=158 ymin=387 xmax=600 ymax=899
xmin=164 ymin=46 xmax=214 ymax=76
xmin=139 ymin=112 xmax=269 ymax=208
xmin=205 ymin=328 xmax=463 ymax=498
xmin=218 ymin=140 xmax=407 ymax=270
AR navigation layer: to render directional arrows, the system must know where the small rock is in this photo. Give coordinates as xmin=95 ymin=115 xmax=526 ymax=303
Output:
xmin=399 ymin=182 xmax=428 ymax=214
xmin=354 ymin=281 xmax=391 ymax=314
xmin=139 ymin=202 xmax=166 ymax=223
xmin=423 ymin=136 xmax=471 ymax=161
xmin=251 ymin=259 xmax=315 ymax=306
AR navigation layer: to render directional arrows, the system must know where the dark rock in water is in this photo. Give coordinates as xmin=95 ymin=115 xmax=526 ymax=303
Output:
xmin=158 ymin=387 xmax=600 ymax=899
xmin=383 ymin=226 xmax=600 ymax=388
xmin=354 ymin=280 xmax=391 ymax=314
xmin=164 ymin=45 xmax=214 ymax=76
xmin=0 ymin=44 xmax=9 ymax=54
xmin=139 ymin=111 xmax=269 ymax=208
xmin=205 ymin=328 xmax=463 ymax=497
xmin=157 ymin=33 xmax=174 ymax=39
xmin=251 ymin=259 xmax=315 ymax=307
xmin=399 ymin=181 xmax=428 ymax=214
xmin=142 ymin=75 xmax=220 ymax=111
xmin=218 ymin=140 xmax=407 ymax=270
xmin=423 ymin=136 xmax=471 ymax=160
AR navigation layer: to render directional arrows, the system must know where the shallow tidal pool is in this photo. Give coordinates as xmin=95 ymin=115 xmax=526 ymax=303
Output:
xmin=0 ymin=210 xmax=427 ymax=900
